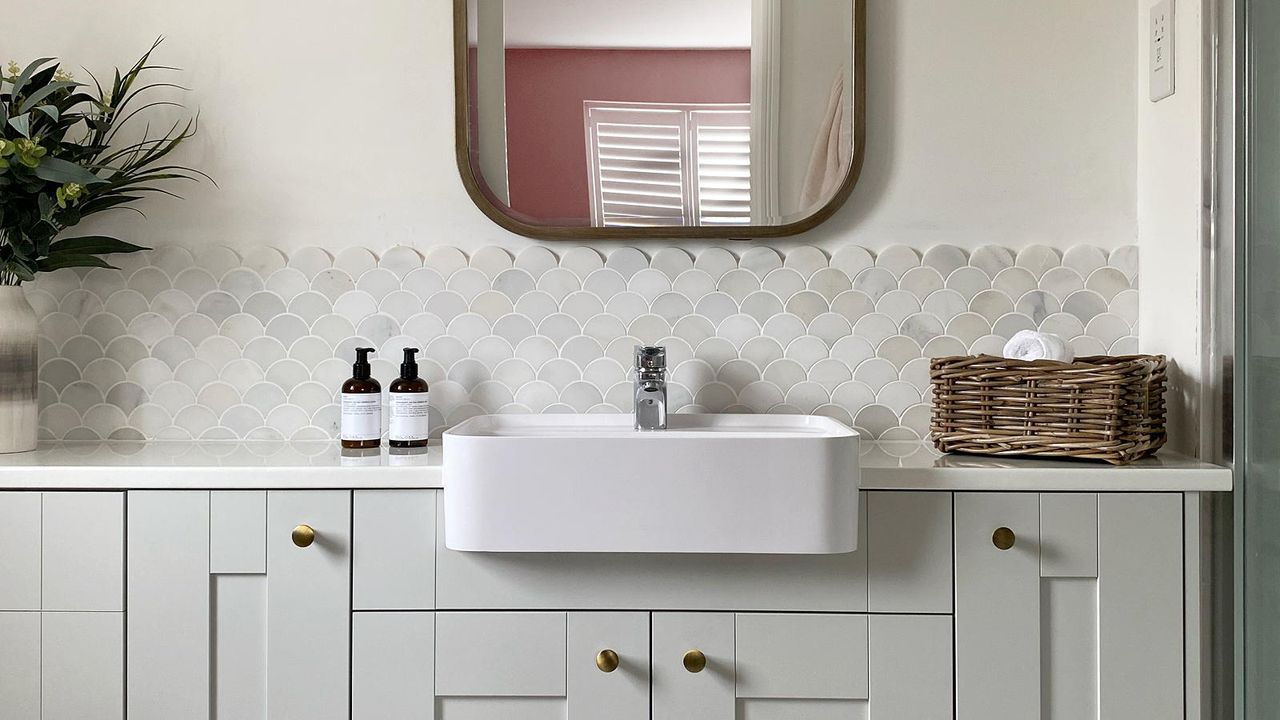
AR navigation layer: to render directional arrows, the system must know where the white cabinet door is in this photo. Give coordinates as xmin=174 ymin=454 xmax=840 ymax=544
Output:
xmin=955 ymin=492 xmax=1184 ymax=720
xmin=567 ymin=612 xmax=650 ymax=720
xmin=652 ymin=612 xmax=735 ymax=720
xmin=266 ymin=490 xmax=352 ymax=720
xmin=128 ymin=490 xmax=353 ymax=720
xmin=955 ymin=492 xmax=1041 ymax=718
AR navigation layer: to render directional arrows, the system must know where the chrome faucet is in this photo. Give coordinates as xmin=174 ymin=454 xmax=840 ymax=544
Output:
xmin=634 ymin=346 xmax=667 ymax=431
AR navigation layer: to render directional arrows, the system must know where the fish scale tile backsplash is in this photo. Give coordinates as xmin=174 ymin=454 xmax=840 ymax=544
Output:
xmin=24 ymin=242 xmax=1139 ymax=442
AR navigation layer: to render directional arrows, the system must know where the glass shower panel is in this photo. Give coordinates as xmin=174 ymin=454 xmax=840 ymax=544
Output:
xmin=1242 ymin=0 xmax=1280 ymax=715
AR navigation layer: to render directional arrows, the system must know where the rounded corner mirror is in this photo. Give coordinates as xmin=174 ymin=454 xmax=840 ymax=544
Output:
xmin=454 ymin=0 xmax=864 ymax=240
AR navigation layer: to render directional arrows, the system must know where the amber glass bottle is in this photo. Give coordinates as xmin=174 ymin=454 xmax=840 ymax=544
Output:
xmin=341 ymin=347 xmax=382 ymax=449
xmin=389 ymin=348 xmax=430 ymax=448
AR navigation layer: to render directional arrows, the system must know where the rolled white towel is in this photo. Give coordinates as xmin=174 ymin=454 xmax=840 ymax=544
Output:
xmin=1002 ymin=330 xmax=1075 ymax=362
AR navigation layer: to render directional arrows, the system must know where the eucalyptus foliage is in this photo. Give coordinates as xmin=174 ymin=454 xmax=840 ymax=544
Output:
xmin=0 ymin=39 xmax=205 ymax=285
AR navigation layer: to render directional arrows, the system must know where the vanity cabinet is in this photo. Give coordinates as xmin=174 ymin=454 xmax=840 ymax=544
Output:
xmin=127 ymin=490 xmax=352 ymax=720
xmin=955 ymin=492 xmax=1185 ymax=720
xmin=0 ymin=491 xmax=124 ymax=720
xmin=0 ymin=484 xmax=1208 ymax=720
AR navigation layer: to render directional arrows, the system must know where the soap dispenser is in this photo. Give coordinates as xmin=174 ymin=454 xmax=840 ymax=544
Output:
xmin=341 ymin=347 xmax=382 ymax=449
xmin=389 ymin=347 xmax=430 ymax=448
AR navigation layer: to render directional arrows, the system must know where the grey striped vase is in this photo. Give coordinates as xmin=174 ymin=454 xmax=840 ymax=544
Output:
xmin=0 ymin=286 xmax=38 ymax=453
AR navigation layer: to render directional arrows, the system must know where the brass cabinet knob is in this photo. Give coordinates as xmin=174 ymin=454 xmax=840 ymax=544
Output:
xmin=683 ymin=649 xmax=707 ymax=673
xmin=992 ymin=527 xmax=1016 ymax=550
xmin=292 ymin=524 xmax=316 ymax=548
xmin=596 ymin=649 xmax=620 ymax=673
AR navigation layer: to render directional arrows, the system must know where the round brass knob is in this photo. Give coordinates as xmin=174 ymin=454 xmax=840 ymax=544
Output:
xmin=292 ymin=524 xmax=316 ymax=548
xmin=992 ymin=527 xmax=1016 ymax=551
xmin=683 ymin=649 xmax=707 ymax=673
xmin=596 ymin=649 xmax=620 ymax=673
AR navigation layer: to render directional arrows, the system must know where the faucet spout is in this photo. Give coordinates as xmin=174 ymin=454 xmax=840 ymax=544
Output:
xmin=634 ymin=346 xmax=668 ymax=431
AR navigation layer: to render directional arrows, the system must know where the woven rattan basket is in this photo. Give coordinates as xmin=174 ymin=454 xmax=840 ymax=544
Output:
xmin=929 ymin=354 xmax=1167 ymax=465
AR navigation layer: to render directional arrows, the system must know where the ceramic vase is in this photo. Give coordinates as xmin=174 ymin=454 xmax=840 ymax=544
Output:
xmin=0 ymin=286 xmax=39 ymax=453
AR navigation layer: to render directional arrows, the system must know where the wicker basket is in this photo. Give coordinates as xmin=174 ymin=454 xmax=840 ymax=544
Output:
xmin=929 ymin=354 xmax=1167 ymax=465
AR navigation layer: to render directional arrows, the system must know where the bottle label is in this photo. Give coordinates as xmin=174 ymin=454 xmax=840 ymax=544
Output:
xmin=341 ymin=393 xmax=382 ymax=441
xmin=389 ymin=392 xmax=431 ymax=442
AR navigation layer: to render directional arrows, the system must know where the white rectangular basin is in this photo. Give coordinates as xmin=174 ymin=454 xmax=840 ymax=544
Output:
xmin=442 ymin=414 xmax=859 ymax=554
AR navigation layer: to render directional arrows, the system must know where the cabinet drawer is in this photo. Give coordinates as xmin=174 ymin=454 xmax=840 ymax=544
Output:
xmin=0 ymin=493 xmax=40 ymax=610
xmin=436 ymin=612 xmax=567 ymax=697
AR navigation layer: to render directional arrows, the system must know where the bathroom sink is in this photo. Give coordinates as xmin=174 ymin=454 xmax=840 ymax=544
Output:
xmin=442 ymin=414 xmax=859 ymax=554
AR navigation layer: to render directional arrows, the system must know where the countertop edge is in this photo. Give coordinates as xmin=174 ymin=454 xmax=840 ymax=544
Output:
xmin=0 ymin=441 xmax=1233 ymax=492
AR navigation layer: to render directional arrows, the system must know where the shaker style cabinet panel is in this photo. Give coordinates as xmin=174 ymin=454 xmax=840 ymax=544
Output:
xmin=434 ymin=611 xmax=651 ymax=720
xmin=353 ymin=489 xmax=437 ymax=610
xmin=0 ymin=612 xmax=40 ymax=720
xmin=435 ymin=612 xmax=568 ymax=720
xmin=868 ymin=614 xmax=954 ymax=719
xmin=127 ymin=491 xmax=211 ymax=720
xmin=127 ymin=490 xmax=352 ymax=720
xmin=566 ymin=612 xmax=651 ymax=720
xmin=0 ymin=492 xmax=126 ymax=720
xmin=653 ymin=613 xmax=736 ymax=720
xmin=955 ymin=492 xmax=1184 ymax=720
xmin=955 ymin=492 xmax=1042 ymax=717
xmin=266 ymin=490 xmax=352 ymax=720
xmin=42 ymin=611 xmax=124 ymax=720
xmin=353 ymin=612 xmax=436 ymax=720
xmin=42 ymin=492 xmax=125 ymax=612
xmin=866 ymin=491 xmax=954 ymax=614
xmin=0 ymin=493 xmax=41 ymax=610
xmin=1097 ymin=493 xmax=1184 ymax=719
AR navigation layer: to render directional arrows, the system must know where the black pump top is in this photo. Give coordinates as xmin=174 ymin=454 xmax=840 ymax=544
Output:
xmin=400 ymin=348 xmax=420 ymax=379
xmin=352 ymin=347 xmax=375 ymax=380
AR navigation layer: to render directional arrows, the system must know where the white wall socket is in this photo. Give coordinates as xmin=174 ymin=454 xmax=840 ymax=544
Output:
xmin=1150 ymin=0 xmax=1175 ymax=101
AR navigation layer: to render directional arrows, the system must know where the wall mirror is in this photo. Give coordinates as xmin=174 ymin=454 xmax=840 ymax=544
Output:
xmin=455 ymin=0 xmax=864 ymax=239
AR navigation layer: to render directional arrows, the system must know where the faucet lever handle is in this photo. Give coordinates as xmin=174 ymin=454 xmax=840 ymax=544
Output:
xmin=635 ymin=345 xmax=667 ymax=371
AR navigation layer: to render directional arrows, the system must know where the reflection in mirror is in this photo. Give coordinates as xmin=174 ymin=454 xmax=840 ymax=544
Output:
xmin=459 ymin=0 xmax=861 ymax=237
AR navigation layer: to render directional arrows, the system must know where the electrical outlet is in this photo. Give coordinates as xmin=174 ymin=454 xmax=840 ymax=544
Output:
xmin=1150 ymin=0 xmax=1175 ymax=101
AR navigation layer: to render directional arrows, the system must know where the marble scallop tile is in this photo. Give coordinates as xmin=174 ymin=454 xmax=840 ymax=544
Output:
xmin=27 ymin=243 xmax=1135 ymax=439
xmin=874 ymin=245 xmax=920 ymax=279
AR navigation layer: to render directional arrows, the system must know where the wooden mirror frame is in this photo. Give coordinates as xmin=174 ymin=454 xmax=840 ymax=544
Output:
xmin=453 ymin=0 xmax=866 ymax=240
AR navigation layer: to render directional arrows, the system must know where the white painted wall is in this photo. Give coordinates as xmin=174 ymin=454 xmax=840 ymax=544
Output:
xmin=502 ymin=0 xmax=752 ymax=49
xmin=7 ymin=0 xmax=1139 ymax=255
xmin=1136 ymin=0 xmax=1207 ymax=454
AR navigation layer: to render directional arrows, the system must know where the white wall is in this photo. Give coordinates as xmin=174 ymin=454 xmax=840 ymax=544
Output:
xmin=1136 ymin=0 xmax=1207 ymax=454
xmin=502 ymin=0 xmax=752 ymax=49
xmin=7 ymin=0 xmax=1138 ymax=255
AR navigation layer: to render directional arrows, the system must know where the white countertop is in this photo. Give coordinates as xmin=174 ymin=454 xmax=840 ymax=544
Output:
xmin=0 ymin=440 xmax=1232 ymax=492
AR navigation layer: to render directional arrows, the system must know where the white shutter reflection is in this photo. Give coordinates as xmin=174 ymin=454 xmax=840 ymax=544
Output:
xmin=586 ymin=102 xmax=751 ymax=228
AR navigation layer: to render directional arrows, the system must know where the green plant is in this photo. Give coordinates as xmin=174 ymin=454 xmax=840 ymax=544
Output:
xmin=0 ymin=39 xmax=206 ymax=285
